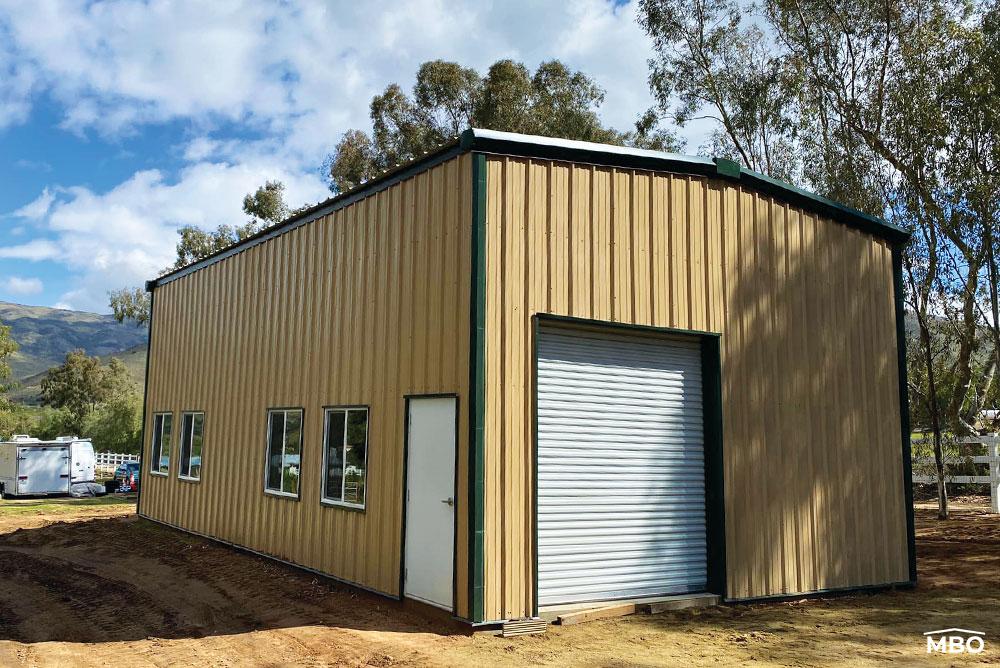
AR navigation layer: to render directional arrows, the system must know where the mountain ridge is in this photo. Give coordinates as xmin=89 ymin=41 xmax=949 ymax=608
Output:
xmin=0 ymin=301 xmax=148 ymax=396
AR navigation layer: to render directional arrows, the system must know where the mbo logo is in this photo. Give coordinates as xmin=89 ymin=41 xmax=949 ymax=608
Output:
xmin=924 ymin=628 xmax=986 ymax=654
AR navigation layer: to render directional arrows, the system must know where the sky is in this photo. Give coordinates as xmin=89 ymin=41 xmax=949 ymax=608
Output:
xmin=0 ymin=0 xmax=710 ymax=314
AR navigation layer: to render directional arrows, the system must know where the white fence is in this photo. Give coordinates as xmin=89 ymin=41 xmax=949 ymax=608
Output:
xmin=95 ymin=451 xmax=138 ymax=478
xmin=912 ymin=435 xmax=1000 ymax=513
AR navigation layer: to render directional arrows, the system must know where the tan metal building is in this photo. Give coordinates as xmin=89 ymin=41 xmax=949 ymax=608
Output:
xmin=138 ymin=129 xmax=914 ymax=627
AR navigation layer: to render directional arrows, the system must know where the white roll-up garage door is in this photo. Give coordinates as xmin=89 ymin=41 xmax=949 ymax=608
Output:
xmin=536 ymin=324 xmax=707 ymax=607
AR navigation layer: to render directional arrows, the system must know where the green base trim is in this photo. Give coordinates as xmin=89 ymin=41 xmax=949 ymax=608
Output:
xmin=725 ymin=580 xmax=915 ymax=605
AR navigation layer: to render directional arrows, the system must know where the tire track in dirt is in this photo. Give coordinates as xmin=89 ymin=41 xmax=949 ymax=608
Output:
xmin=0 ymin=549 xmax=185 ymax=643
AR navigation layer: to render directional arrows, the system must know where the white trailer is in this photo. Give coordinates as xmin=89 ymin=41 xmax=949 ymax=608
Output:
xmin=0 ymin=435 xmax=97 ymax=498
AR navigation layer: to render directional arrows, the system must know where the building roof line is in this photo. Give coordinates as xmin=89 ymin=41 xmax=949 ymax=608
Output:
xmin=149 ymin=128 xmax=908 ymax=289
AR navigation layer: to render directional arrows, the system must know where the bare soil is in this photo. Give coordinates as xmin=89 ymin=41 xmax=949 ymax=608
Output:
xmin=0 ymin=497 xmax=996 ymax=667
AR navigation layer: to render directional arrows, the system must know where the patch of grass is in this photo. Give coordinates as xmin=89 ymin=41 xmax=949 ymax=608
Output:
xmin=0 ymin=494 xmax=136 ymax=516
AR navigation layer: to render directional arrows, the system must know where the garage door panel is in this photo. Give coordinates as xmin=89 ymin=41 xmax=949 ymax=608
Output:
xmin=536 ymin=324 xmax=707 ymax=607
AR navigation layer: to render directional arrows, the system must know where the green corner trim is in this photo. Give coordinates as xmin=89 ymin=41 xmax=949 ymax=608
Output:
xmin=892 ymin=246 xmax=917 ymax=583
xmin=701 ymin=336 xmax=728 ymax=597
xmin=468 ymin=152 xmax=487 ymax=622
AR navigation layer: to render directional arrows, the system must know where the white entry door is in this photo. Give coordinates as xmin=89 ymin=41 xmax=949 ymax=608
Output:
xmin=404 ymin=396 xmax=457 ymax=609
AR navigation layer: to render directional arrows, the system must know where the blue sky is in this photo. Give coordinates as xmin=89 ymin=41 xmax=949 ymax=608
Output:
xmin=0 ymin=0 xmax=706 ymax=313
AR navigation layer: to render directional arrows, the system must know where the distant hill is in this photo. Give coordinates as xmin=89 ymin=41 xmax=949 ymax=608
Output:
xmin=10 ymin=343 xmax=147 ymax=404
xmin=0 ymin=301 xmax=148 ymax=401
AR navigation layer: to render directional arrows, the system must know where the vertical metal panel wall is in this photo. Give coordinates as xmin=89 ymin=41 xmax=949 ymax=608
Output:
xmin=139 ymin=154 xmax=473 ymax=617
xmin=482 ymin=156 xmax=908 ymax=620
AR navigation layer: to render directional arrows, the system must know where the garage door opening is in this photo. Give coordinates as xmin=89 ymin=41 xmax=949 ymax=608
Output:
xmin=534 ymin=319 xmax=724 ymax=609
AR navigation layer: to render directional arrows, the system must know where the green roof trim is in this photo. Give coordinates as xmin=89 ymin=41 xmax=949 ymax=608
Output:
xmin=149 ymin=128 xmax=909 ymax=288
xmin=463 ymin=129 xmax=909 ymax=246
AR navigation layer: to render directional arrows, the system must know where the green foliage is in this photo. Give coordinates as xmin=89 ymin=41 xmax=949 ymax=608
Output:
xmin=82 ymin=390 xmax=142 ymax=454
xmin=39 ymin=351 xmax=137 ymax=434
xmin=0 ymin=405 xmax=74 ymax=441
xmin=0 ymin=320 xmax=18 ymax=408
xmin=108 ymin=287 xmax=150 ymax=327
xmin=242 ymin=180 xmax=290 ymax=225
xmin=325 ymin=58 xmax=683 ymax=192
xmin=639 ymin=0 xmax=800 ymax=181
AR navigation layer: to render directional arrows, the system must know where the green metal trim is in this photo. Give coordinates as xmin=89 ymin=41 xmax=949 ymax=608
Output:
xmin=713 ymin=157 xmax=741 ymax=180
xmin=701 ymin=336 xmax=728 ymax=597
xmin=135 ymin=288 xmax=154 ymax=515
xmin=531 ymin=315 xmax=540 ymax=618
xmin=468 ymin=152 xmax=487 ymax=623
xmin=152 ymin=129 xmax=910 ymax=288
xmin=536 ymin=312 xmax=722 ymax=340
xmin=460 ymin=129 xmax=909 ymax=246
xmin=726 ymin=579 xmax=914 ymax=604
xmin=892 ymin=246 xmax=917 ymax=583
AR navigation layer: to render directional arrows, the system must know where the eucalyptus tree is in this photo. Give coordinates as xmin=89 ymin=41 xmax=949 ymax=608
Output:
xmin=325 ymin=58 xmax=682 ymax=193
xmin=639 ymin=0 xmax=1000 ymax=518
xmin=109 ymin=180 xmax=295 ymax=325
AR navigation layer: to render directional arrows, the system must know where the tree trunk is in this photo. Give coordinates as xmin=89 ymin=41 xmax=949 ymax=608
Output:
xmin=919 ymin=315 xmax=949 ymax=519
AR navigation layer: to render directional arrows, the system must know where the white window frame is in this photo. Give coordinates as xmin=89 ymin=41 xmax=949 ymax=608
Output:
xmin=177 ymin=411 xmax=205 ymax=482
xmin=149 ymin=412 xmax=172 ymax=477
xmin=264 ymin=408 xmax=303 ymax=499
xmin=321 ymin=406 xmax=369 ymax=510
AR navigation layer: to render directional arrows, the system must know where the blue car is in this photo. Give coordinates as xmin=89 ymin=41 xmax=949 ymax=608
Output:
xmin=106 ymin=461 xmax=141 ymax=493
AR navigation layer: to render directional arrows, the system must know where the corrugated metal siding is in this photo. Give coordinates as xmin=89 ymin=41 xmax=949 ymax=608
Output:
xmin=535 ymin=325 xmax=707 ymax=606
xmin=139 ymin=154 xmax=473 ymax=617
xmin=482 ymin=156 xmax=907 ymax=620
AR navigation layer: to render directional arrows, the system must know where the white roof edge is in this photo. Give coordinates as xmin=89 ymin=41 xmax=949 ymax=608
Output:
xmin=470 ymin=128 xmax=715 ymax=167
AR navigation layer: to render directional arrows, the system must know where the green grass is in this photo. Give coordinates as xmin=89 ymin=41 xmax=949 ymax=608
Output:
xmin=0 ymin=494 xmax=136 ymax=516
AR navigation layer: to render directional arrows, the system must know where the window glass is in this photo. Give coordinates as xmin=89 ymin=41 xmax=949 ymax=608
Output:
xmin=283 ymin=410 xmax=301 ymax=495
xmin=265 ymin=409 xmax=302 ymax=496
xmin=323 ymin=407 xmax=368 ymax=507
xmin=150 ymin=413 xmax=172 ymax=475
xmin=179 ymin=412 xmax=204 ymax=480
xmin=267 ymin=411 xmax=285 ymax=491
xmin=189 ymin=414 xmax=204 ymax=479
xmin=324 ymin=410 xmax=345 ymax=502
xmin=344 ymin=410 xmax=368 ymax=505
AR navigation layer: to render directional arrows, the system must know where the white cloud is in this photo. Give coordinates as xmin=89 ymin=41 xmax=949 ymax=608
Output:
xmin=3 ymin=161 xmax=329 ymax=312
xmin=0 ymin=276 xmax=43 ymax=296
xmin=12 ymin=188 xmax=55 ymax=219
xmin=0 ymin=0 xmax=670 ymax=154
xmin=0 ymin=238 xmax=60 ymax=261
xmin=0 ymin=0 xmax=718 ymax=313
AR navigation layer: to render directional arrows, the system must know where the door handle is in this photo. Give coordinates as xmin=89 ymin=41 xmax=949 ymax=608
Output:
xmin=441 ymin=497 xmax=454 ymax=506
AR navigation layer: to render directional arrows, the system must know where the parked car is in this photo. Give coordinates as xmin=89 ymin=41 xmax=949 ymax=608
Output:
xmin=106 ymin=461 xmax=141 ymax=494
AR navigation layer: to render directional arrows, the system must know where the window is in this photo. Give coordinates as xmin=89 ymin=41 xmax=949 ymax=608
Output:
xmin=322 ymin=407 xmax=369 ymax=508
xmin=150 ymin=413 xmax=172 ymax=475
xmin=265 ymin=409 xmax=303 ymax=497
xmin=178 ymin=412 xmax=204 ymax=481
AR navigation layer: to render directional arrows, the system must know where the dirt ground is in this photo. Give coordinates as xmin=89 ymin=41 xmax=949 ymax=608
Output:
xmin=0 ymin=497 xmax=996 ymax=667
